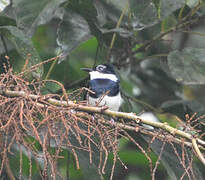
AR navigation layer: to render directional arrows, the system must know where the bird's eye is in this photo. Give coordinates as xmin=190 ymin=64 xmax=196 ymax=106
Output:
xmin=96 ymin=65 xmax=106 ymax=72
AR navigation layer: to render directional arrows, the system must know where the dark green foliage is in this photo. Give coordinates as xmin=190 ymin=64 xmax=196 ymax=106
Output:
xmin=0 ymin=0 xmax=205 ymax=179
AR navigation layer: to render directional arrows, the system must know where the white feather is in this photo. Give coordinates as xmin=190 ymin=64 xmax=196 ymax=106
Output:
xmin=89 ymin=71 xmax=118 ymax=82
xmin=88 ymin=92 xmax=122 ymax=111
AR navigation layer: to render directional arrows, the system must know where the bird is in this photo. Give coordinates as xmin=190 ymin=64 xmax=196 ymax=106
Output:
xmin=81 ymin=64 xmax=122 ymax=111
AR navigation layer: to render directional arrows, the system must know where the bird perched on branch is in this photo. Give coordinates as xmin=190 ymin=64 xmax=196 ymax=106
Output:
xmin=81 ymin=64 xmax=122 ymax=111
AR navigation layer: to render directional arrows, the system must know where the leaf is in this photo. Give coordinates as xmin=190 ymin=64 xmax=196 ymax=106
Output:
xmin=4 ymin=0 xmax=66 ymax=37
xmin=39 ymin=121 xmax=102 ymax=179
xmin=158 ymin=0 xmax=185 ymax=19
xmin=143 ymin=136 xmax=203 ymax=180
xmin=161 ymin=99 xmax=205 ymax=118
xmin=130 ymin=0 xmax=158 ymax=30
xmin=57 ymin=10 xmax=92 ymax=62
xmin=97 ymin=0 xmax=128 ymax=25
xmin=168 ymin=48 xmax=205 ymax=85
xmin=0 ymin=0 xmax=10 ymax=12
xmin=98 ymin=27 xmax=132 ymax=37
xmin=102 ymin=0 xmax=128 ymax=11
xmin=93 ymin=0 xmax=133 ymax=37
xmin=0 ymin=26 xmax=43 ymax=78
xmin=186 ymin=0 xmax=199 ymax=8
xmin=56 ymin=0 xmax=136 ymax=62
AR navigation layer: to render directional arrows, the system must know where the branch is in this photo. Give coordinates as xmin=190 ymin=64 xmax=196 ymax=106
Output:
xmin=192 ymin=138 xmax=205 ymax=166
xmin=118 ymin=15 xmax=205 ymax=63
xmin=1 ymin=88 xmax=205 ymax=152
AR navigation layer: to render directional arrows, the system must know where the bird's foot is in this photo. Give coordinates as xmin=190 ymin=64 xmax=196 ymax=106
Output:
xmin=100 ymin=105 xmax=109 ymax=112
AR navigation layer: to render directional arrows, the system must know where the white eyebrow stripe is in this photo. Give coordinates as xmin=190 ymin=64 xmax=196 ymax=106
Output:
xmin=89 ymin=71 xmax=118 ymax=82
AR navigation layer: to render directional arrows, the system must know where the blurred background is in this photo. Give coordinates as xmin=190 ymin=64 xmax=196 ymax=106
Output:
xmin=0 ymin=0 xmax=205 ymax=179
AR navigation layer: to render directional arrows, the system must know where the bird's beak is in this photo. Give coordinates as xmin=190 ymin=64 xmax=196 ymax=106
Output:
xmin=81 ymin=67 xmax=93 ymax=72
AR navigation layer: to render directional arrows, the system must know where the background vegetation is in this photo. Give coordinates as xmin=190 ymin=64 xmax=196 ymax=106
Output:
xmin=0 ymin=0 xmax=205 ymax=179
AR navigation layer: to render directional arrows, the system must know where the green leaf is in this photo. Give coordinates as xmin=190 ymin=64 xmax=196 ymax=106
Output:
xmin=98 ymin=0 xmax=128 ymax=25
xmin=102 ymin=0 xmax=128 ymax=12
xmin=43 ymin=122 xmax=103 ymax=179
xmin=168 ymin=48 xmax=205 ymax=84
xmin=144 ymin=136 xmax=203 ymax=180
xmin=158 ymin=0 xmax=185 ymax=19
xmin=0 ymin=26 xmax=43 ymax=78
xmin=186 ymin=0 xmax=199 ymax=8
xmin=57 ymin=10 xmax=92 ymax=62
xmin=118 ymin=151 xmax=158 ymax=166
xmin=6 ymin=0 xmax=66 ymax=37
xmin=130 ymin=0 xmax=158 ymax=30
xmin=94 ymin=0 xmax=132 ymax=37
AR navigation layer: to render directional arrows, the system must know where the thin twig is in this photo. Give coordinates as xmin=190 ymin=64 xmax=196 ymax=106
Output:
xmin=1 ymin=88 xmax=205 ymax=150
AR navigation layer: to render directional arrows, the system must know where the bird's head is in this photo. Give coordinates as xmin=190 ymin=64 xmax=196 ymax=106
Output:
xmin=81 ymin=64 xmax=119 ymax=82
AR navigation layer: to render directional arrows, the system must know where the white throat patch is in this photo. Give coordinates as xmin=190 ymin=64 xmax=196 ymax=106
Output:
xmin=89 ymin=71 xmax=118 ymax=82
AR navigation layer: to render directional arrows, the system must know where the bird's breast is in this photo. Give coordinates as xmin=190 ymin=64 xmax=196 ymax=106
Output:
xmin=89 ymin=79 xmax=120 ymax=98
xmin=88 ymin=92 xmax=122 ymax=111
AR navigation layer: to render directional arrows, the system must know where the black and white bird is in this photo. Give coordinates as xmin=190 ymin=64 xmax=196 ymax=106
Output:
xmin=81 ymin=64 xmax=122 ymax=111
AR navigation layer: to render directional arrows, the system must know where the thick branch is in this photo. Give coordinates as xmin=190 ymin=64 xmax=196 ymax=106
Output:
xmin=192 ymin=138 xmax=205 ymax=166
xmin=2 ymin=89 xmax=205 ymax=149
xmin=1 ymin=88 xmax=205 ymax=166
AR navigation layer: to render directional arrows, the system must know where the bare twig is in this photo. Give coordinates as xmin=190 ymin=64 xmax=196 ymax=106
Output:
xmin=1 ymin=88 xmax=205 ymax=150
xmin=0 ymin=71 xmax=205 ymax=180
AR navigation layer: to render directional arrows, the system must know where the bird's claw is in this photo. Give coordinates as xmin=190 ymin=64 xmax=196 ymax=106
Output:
xmin=100 ymin=106 xmax=109 ymax=112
